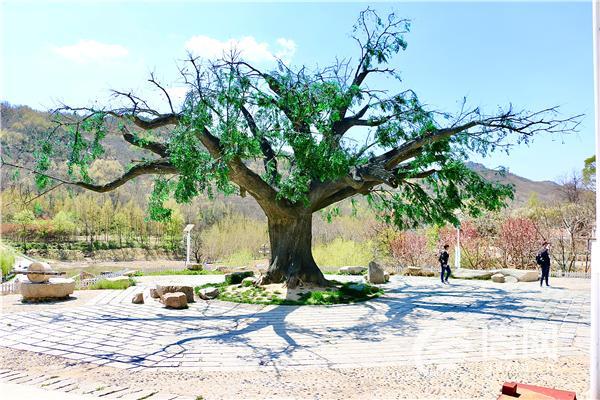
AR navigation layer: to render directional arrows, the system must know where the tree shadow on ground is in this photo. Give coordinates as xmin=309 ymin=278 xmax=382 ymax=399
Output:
xmin=0 ymin=276 xmax=585 ymax=372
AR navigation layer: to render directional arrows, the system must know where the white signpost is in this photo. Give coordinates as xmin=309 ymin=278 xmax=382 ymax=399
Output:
xmin=592 ymin=1 xmax=600 ymax=398
xmin=183 ymin=224 xmax=195 ymax=268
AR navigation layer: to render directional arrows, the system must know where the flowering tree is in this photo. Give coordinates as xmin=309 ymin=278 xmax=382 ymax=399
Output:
xmin=389 ymin=230 xmax=429 ymax=267
xmin=498 ymin=217 xmax=540 ymax=268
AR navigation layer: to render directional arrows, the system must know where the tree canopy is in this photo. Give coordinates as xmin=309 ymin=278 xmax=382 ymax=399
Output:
xmin=3 ymin=9 xmax=581 ymax=286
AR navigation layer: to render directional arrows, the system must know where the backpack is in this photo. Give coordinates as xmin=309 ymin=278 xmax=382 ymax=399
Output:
xmin=535 ymin=252 xmax=543 ymax=265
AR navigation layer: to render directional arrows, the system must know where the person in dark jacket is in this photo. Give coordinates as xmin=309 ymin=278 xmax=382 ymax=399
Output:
xmin=439 ymin=244 xmax=451 ymax=284
xmin=537 ymin=241 xmax=551 ymax=287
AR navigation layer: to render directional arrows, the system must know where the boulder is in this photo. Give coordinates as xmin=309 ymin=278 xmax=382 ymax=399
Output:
xmin=504 ymin=275 xmax=519 ymax=283
xmin=498 ymin=269 xmax=539 ymax=282
xmin=452 ymin=269 xmax=494 ymax=280
xmin=339 ymin=266 xmax=367 ymax=275
xmin=384 ymin=271 xmax=390 ymax=282
xmin=149 ymin=288 xmax=160 ymax=298
xmin=162 ymin=292 xmax=188 ymax=309
xmin=491 ymin=273 xmax=505 ymax=283
xmin=198 ymin=287 xmax=220 ymax=300
xmin=122 ymin=270 xmax=137 ymax=277
xmin=156 ymin=284 xmax=195 ymax=303
xmin=186 ymin=263 xmax=203 ymax=271
xmin=132 ymin=292 xmax=144 ymax=304
xmin=366 ymin=261 xmax=386 ymax=284
xmin=20 ymin=278 xmax=75 ymax=301
xmin=224 ymin=271 xmax=255 ymax=285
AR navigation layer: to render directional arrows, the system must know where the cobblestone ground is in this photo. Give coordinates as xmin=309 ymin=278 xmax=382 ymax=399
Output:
xmin=0 ymin=275 xmax=590 ymax=373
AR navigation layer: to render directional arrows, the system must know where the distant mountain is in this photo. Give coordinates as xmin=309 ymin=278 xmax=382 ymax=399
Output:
xmin=466 ymin=162 xmax=561 ymax=205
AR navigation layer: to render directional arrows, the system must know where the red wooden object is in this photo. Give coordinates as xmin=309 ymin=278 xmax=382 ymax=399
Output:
xmin=498 ymin=382 xmax=577 ymax=400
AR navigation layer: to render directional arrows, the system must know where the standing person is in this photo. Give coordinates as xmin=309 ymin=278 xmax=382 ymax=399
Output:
xmin=536 ymin=241 xmax=552 ymax=287
xmin=439 ymin=244 xmax=451 ymax=284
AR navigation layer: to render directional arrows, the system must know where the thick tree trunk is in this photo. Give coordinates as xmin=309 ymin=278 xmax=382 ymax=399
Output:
xmin=257 ymin=214 xmax=328 ymax=289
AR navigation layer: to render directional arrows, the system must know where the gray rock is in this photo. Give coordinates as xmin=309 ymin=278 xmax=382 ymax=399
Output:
xmin=504 ymin=275 xmax=519 ymax=283
xmin=162 ymin=292 xmax=188 ymax=309
xmin=452 ymin=269 xmax=494 ymax=280
xmin=225 ymin=271 xmax=255 ymax=285
xmin=339 ymin=266 xmax=367 ymax=275
xmin=491 ymin=273 xmax=505 ymax=283
xmin=498 ymin=269 xmax=539 ymax=282
xmin=198 ymin=287 xmax=220 ymax=300
xmin=366 ymin=261 xmax=386 ymax=284
xmin=122 ymin=270 xmax=137 ymax=277
xmin=186 ymin=263 xmax=203 ymax=271
xmin=347 ymin=283 xmax=368 ymax=293
xmin=132 ymin=292 xmax=144 ymax=304
xmin=156 ymin=284 xmax=195 ymax=303
xmin=384 ymin=271 xmax=390 ymax=282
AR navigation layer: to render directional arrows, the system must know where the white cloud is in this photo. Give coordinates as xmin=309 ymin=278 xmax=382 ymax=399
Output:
xmin=53 ymin=40 xmax=129 ymax=64
xmin=184 ymin=35 xmax=296 ymax=64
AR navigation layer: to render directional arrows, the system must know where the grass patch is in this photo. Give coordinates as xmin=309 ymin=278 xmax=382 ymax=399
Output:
xmin=134 ymin=269 xmax=223 ymax=277
xmin=194 ymin=281 xmax=383 ymax=306
xmin=87 ymin=278 xmax=136 ymax=290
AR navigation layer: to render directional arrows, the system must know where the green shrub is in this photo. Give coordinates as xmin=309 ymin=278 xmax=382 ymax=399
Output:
xmin=87 ymin=278 xmax=136 ymax=290
xmin=224 ymin=270 xmax=254 ymax=284
xmin=0 ymin=247 xmax=15 ymax=279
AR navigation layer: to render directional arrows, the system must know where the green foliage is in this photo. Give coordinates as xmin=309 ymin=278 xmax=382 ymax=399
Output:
xmin=0 ymin=247 xmax=15 ymax=279
xmin=13 ymin=209 xmax=35 ymax=225
xmin=583 ymin=155 xmax=595 ymax=187
xmin=87 ymin=278 xmax=136 ymax=290
xmin=313 ymin=238 xmax=373 ymax=269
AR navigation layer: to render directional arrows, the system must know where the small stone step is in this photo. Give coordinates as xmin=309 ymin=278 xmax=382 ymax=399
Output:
xmin=0 ymin=371 xmax=24 ymax=380
xmin=107 ymin=388 xmax=158 ymax=399
xmin=2 ymin=372 xmax=29 ymax=382
xmin=94 ymin=386 xmax=131 ymax=397
xmin=44 ymin=378 xmax=78 ymax=390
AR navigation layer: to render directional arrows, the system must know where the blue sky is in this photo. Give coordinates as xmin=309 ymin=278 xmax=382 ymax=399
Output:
xmin=1 ymin=1 xmax=594 ymax=182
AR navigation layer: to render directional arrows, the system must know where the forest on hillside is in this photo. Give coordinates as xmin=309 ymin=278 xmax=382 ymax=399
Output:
xmin=0 ymin=103 xmax=595 ymax=274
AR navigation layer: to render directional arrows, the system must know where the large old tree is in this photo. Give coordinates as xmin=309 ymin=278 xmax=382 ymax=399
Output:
xmin=13 ymin=10 xmax=579 ymax=287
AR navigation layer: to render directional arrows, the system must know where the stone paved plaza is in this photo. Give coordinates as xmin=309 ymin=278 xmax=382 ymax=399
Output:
xmin=0 ymin=275 xmax=590 ymax=373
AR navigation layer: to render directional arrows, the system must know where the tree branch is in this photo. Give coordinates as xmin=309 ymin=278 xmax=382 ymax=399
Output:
xmin=2 ymin=158 xmax=177 ymax=193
